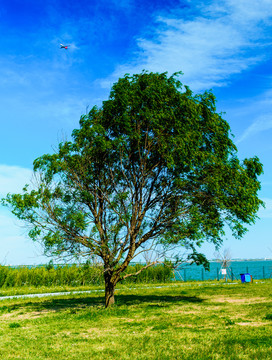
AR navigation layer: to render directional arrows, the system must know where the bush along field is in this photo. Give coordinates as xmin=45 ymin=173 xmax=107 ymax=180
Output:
xmin=0 ymin=263 xmax=172 ymax=289
xmin=0 ymin=280 xmax=271 ymax=359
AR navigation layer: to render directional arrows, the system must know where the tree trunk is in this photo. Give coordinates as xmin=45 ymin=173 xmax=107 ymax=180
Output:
xmin=104 ymin=272 xmax=116 ymax=308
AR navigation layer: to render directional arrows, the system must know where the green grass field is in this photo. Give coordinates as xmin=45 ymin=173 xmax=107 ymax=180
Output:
xmin=0 ymin=280 xmax=271 ymax=359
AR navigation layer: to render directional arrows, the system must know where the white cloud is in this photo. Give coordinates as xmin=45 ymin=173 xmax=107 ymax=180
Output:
xmin=0 ymin=164 xmax=32 ymax=197
xmin=237 ymin=114 xmax=272 ymax=144
xmin=233 ymin=90 xmax=272 ymax=143
xmin=99 ymin=0 xmax=272 ymax=92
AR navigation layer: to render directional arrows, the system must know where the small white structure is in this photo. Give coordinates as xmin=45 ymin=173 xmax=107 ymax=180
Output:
xmin=215 ymin=248 xmax=233 ymax=281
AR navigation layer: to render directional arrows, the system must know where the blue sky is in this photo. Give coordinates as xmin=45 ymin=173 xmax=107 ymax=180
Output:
xmin=1 ymin=0 xmax=272 ymax=265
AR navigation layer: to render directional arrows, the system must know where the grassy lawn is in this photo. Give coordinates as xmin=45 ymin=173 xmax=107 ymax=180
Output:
xmin=0 ymin=280 xmax=271 ymax=359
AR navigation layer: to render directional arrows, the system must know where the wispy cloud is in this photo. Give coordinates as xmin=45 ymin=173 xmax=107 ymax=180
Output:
xmin=99 ymin=0 xmax=272 ymax=91
xmin=234 ymin=90 xmax=272 ymax=143
xmin=0 ymin=210 xmax=46 ymax=265
xmin=0 ymin=57 xmax=94 ymax=129
xmin=0 ymin=165 xmax=32 ymax=197
xmin=237 ymin=115 xmax=272 ymax=144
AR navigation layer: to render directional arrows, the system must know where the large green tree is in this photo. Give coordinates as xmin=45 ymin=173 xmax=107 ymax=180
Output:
xmin=2 ymin=72 xmax=263 ymax=307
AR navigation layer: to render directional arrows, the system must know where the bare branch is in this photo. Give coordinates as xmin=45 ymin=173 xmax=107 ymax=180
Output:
xmin=121 ymin=261 xmax=159 ymax=280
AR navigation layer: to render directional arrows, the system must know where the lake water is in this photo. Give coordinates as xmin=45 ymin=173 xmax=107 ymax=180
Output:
xmin=174 ymin=260 xmax=272 ymax=281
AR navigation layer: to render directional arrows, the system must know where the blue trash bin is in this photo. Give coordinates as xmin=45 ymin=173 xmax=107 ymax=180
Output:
xmin=240 ymin=273 xmax=252 ymax=283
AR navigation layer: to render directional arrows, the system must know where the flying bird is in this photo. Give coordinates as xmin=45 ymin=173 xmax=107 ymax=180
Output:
xmin=60 ymin=44 xmax=70 ymax=49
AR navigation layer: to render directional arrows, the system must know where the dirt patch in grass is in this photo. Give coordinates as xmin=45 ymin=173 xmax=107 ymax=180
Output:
xmin=168 ymin=308 xmax=201 ymax=314
xmin=79 ymin=327 xmax=122 ymax=339
xmin=1 ymin=310 xmax=50 ymax=320
xmin=237 ymin=321 xmax=268 ymax=327
xmin=86 ymin=327 xmax=106 ymax=333
xmin=176 ymin=323 xmax=194 ymax=328
xmin=212 ymin=297 xmax=266 ymax=304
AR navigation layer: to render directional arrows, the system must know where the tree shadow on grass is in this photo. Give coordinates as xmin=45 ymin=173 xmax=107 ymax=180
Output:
xmin=116 ymin=294 xmax=204 ymax=306
xmin=5 ymin=293 xmax=204 ymax=313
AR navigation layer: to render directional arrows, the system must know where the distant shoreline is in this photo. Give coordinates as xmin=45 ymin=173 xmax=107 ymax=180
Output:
xmin=210 ymin=258 xmax=272 ymax=262
xmin=4 ymin=258 xmax=272 ymax=267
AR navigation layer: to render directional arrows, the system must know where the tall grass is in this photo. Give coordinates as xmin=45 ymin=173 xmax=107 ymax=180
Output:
xmin=0 ymin=263 xmax=172 ymax=288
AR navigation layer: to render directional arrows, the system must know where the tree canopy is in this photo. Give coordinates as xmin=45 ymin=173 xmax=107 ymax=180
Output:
xmin=2 ymin=71 xmax=263 ymax=307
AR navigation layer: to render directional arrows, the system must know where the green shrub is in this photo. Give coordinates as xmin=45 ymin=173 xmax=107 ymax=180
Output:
xmin=224 ymin=318 xmax=235 ymax=326
xmin=9 ymin=322 xmax=21 ymax=329
xmin=122 ymin=264 xmax=172 ymax=284
xmin=0 ymin=266 xmax=8 ymax=287
xmin=264 ymin=314 xmax=272 ymax=320
xmin=0 ymin=262 xmax=172 ymax=288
